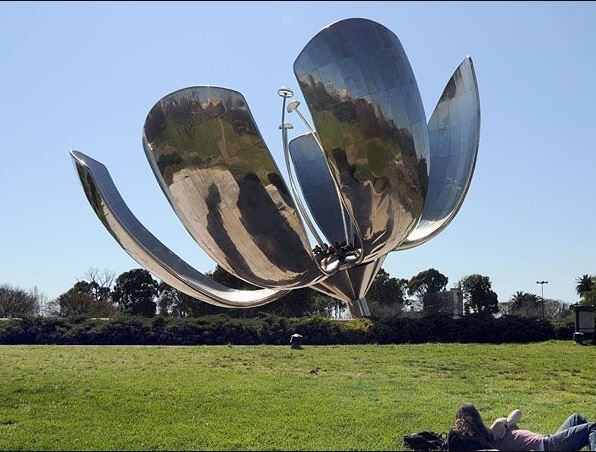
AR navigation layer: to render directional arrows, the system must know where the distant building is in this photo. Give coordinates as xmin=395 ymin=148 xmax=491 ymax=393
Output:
xmin=401 ymin=287 xmax=463 ymax=319
xmin=440 ymin=288 xmax=464 ymax=318
xmin=571 ymin=304 xmax=595 ymax=341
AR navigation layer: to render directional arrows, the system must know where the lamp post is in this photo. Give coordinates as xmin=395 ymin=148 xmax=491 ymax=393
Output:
xmin=536 ymin=280 xmax=548 ymax=318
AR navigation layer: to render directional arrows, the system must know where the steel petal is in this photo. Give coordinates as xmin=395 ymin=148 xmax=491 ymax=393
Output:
xmin=397 ymin=57 xmax=480 ymax=250
xmin=294 ymin=18 xmax=429 ymax=262
xmin=142 ymin=86 xmax=323 ymax=289
xmin=71 ymin=151 xmax=288 ymax=308
xmin=289 ymin=132 xmax=348 ymax=245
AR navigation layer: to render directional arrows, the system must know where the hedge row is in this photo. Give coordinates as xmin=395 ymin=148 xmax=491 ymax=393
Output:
xmin=0 ymin=314 xmax=579 ymax=345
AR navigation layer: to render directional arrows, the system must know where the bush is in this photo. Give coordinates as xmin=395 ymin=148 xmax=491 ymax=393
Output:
xmin=0 ymin=314 xmax=578 ymax=345
xmin=363 ymin=314 xmax=556 ymax=344
xmin=552 ymin=321 xmax=575 ymax=340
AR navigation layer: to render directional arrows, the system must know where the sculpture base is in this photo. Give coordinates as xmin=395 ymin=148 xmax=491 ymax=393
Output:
xmin=346 ymin=298 xmax=371 ymax=318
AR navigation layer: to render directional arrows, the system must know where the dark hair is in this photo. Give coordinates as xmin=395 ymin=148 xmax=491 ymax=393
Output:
xmin=452 ymin=403 xmax=494 ymax=446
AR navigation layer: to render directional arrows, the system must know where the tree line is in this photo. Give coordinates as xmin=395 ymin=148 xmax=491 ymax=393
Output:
xmin=2 ymin=267 xmax=591 ymax=322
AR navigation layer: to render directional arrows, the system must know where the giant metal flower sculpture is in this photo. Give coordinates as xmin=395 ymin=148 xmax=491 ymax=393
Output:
xmin=71 ymin=18 xmax=480 ymax=317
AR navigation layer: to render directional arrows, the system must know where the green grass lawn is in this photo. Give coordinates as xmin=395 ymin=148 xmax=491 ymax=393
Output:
xmin=0 ymin=342 xmax=594 ymax=450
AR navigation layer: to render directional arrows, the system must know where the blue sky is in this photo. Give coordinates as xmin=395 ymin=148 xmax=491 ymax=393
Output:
xmin=1 ymin=2 xmax=594 ymax=304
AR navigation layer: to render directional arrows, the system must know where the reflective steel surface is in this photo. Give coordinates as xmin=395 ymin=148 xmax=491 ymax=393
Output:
xmin=315 ymin=256 xmax=385 ymax=317
xmin=289 ymin=132 xmax=349 ymax=245
xmin=294 ymin=18 xmax=429 ymax=262
xmin=397 ymin=57 xmax=480 ymax=250
xmin=143 ymin=86 xmax=323 ymax=289
xmin=70 ymin=18 xmax=481 ymax=318
xmin=70 ymin=151 xmax=288 ymax=308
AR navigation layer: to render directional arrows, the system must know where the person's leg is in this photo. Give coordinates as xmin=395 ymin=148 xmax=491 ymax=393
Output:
xmin=556 ymin=413 xmax=588 ymax=432
xmin=544 ymin=422 xmax=596 ymax=451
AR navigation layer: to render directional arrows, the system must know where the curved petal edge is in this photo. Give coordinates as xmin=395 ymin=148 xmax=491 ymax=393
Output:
xmin=70 ymin=150 xmax=288 ymax=308
xmin=289 ymin=132 xmax=349 ymax=245
xmin=293 ymin=18 xmax=429 ymax=262
xmin=397 ymin=57 xmax=480 ymax=250
xmin=142 ymin=86 xmax=323 ymax=289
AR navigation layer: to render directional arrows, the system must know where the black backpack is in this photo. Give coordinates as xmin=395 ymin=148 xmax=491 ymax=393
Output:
xmin=445 ymin=429 xmax=495 ymax=451
xmin=403 ymin=431 xmax=447 ymax=451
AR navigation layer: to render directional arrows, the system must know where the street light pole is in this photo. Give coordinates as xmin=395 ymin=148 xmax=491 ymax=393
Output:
xmin=536 ymin=280 xmax=548 ymax=318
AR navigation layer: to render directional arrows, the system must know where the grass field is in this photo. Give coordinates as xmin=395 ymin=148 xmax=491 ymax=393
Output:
xmin=0 ymin=342 xmax=594 ymax=450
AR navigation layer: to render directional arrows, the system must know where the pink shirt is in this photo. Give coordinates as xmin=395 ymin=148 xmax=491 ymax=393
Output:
xmin=494 ymin=428 xmax=544 ymax=451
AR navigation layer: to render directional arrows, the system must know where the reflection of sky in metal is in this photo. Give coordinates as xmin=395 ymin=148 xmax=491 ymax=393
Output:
xmin=399 ymin=57 xmax=480 ymax=249
xmin=294 ymin=18 xmax=429 ymax=262
xmin=289 ymin=132 xmax=347 ymax=245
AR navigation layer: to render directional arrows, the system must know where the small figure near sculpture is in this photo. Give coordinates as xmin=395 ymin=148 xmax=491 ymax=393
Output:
xmin=312 ymin=241 xmax=359 ymax=272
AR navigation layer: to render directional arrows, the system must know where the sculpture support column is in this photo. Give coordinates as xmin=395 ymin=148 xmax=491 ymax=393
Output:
xmin=346 ymin=298 xmax=371 ymax=318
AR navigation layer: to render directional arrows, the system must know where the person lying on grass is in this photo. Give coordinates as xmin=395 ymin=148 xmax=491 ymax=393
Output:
xmin=490 ymin=409 xmax=596 ymax=452
xmin=449 ymin=402 xmax=596 ymax=451
xmin=448 ymin=403 xmax=496 ymax=451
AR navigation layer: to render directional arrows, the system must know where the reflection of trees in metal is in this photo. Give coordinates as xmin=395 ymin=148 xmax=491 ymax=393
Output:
xmin=71 ymin=18 xmax=479 ymax=317
xmin=142 ymin=87 xmax=321 ymax=289
xmin=294 ymin=18 xmax=429 ymax=262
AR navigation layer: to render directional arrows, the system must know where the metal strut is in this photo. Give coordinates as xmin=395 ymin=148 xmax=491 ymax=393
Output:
xmin=278 ymin=87 xmax=326 ymax=251
xmin=287 ymin=99 xmax=352 ymax=248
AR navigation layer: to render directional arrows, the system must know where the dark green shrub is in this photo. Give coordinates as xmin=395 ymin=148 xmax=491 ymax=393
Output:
xmin=0 ymin=314 xmax=572 ymax=345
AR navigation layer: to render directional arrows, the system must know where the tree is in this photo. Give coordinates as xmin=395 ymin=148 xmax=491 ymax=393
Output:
xmin=155 ymin=266 xmax=253 ymax=317
xmin=209 ymin=265 xmax=337 ymax=318
xmin=506 ymin=291 xmax=540 ymax=317
xmin=575 ymin=274 xmax=593 ymax=296
xmin=542 ymin=299 xmax=572 ymax=321
xmin=576 ymin=274 xmax=596 ymax=306
xmin=408 ymin=268 xmax=449 ymax=298
xmin=264 ymin=288 xmax=338 ymax=318
xmin=506 ymin=292 xmax=572 ymax=321
xmin=0 ymin=284 xmax=42 ymax=318
xmin=156 ymin=282 xmax=203 ymax=318
xmin=459 ymin=274 xmax=499 ymax=315
xmin=157 ymin=282 xmax=179 ymax=317
xmin=408 ymin=268 xmax=449 ymax=314
xmin=366 ymin=268 xmax=408 ymax=316
xmin=368 ymin=269 xmax=408 ymax=306
xmin=83 ymin=268 xmax=115 ymax=299
xmin=112 ymin=269 xmax=159 ymax=317
xmin=161 ymin=285 xmax=338 ymax=318
xmin=52 ymin=281 xmax=118 ymax=317
xmin=47 ymin=267 xmax=117 ymax=318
